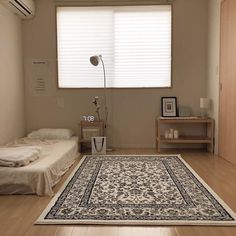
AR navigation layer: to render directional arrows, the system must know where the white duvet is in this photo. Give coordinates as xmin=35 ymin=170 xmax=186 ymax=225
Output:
xmin=0 ymin=146 xmax=42 ymax=167
xmin=0 ymin=136 xmax=79 ymax=196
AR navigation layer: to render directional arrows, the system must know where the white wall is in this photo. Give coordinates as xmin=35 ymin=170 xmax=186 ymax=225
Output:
xmin=23 ymin=0 xmax=208 ymax=148
xmin=207 ymin=0 xmax=221 ymax=154
xmin=0 ymin=5 xmax=25 ymax=145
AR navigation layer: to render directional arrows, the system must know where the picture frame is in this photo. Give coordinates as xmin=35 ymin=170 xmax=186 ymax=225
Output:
xmin=161 ymin=97 xmax=178 ymax=117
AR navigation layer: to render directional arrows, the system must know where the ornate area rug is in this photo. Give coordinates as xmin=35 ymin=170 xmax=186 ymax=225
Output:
xmin=36 ymin=155 xmax=236 ymax=225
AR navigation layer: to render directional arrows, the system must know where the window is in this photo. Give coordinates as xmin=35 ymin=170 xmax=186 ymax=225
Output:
xmin=57 ymin=6 xmax=172 ymax=88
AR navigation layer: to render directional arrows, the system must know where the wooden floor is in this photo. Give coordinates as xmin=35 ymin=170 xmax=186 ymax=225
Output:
xmin=1 ymin=149 xmax=236 ymax=236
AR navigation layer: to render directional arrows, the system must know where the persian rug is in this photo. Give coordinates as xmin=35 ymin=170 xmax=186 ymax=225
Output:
xmin=36 ymin=155 xmax=236 ymax=225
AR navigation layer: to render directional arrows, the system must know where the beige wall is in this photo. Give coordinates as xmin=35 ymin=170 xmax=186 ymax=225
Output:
xmin=207 ymin=0 xmax=220 ymax=154
xmin=0 ymin=5 xmax=25 ymax=145
xmin=23 ymin=0 xmax=208 ymax=148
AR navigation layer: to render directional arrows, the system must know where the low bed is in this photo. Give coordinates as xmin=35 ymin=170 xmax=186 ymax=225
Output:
xmin=0 ymin=136 xmax=79 ymax=196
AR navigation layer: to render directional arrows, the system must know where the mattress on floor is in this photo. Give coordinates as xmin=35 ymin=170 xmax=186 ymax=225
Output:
xmin=0 ymin=136 xmax=79 ymax=196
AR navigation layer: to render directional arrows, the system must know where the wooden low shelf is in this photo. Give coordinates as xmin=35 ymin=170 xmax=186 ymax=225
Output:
xmin=156 ymin=117 xmax=214 ymax=153
xmin=159 ymin=117 xmax=213 ymax=124
xmin=158 ymin=136 xmax=212 ymax=144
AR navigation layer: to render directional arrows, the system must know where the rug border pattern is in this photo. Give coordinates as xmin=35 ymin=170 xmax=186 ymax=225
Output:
xmin=36 ymin=154 xmax=236 ymax=226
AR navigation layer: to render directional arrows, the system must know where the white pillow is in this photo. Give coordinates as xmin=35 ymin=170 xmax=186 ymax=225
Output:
xmin=27 ymin=128 xmax=74 ymax=140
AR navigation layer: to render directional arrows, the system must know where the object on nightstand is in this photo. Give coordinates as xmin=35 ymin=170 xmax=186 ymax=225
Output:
xmin=92 ymin=137 xmax=106 ymax=155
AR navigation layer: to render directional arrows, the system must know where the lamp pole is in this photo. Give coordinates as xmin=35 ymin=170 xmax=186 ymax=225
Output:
xmin=98 ymin=55 xmax=108 ymax=129
xmin=90 ymin=54 xmax=113 ymax=151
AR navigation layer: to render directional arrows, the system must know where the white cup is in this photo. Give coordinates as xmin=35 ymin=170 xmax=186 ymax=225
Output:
xmin=174 ymin=130 xmax=179 ymax=139
xmin=165 ymin=130 xmax=169 ymax=139
xmin=168 ymin=132 xmax=173 ymax=139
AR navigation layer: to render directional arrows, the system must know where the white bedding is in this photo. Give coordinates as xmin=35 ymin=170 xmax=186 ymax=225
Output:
xmin=0 ymin=136 xmax=79 ymax=196
xmin=0 ymin=146 xmax=42 ymax=167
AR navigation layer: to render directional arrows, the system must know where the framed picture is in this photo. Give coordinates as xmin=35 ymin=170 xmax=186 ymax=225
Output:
xmin=161 ymin=97 xmax=178 ymax=117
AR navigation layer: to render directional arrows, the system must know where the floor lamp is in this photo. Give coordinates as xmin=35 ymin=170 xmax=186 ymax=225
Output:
xmin=90 ymin=55 xmax=108 ymax=128
xmin=90 ymin=55 xmax=112 ymax=151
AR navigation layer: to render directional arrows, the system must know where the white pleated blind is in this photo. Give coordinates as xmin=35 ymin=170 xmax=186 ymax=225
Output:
xmin=57 ymin=6 xmax=172 ymax=88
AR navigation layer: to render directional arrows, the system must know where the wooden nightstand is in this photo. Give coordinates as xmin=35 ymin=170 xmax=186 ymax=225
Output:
xmin=78 ymin=120 xmax=104 ymax=152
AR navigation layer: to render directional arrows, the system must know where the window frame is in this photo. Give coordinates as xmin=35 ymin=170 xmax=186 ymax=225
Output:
xmin=55 ymin=5 xmax=173 ymax=89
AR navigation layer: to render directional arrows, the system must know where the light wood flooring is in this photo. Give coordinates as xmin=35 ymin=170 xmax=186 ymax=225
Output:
xmin=1 ymin=149 xmax=236 ymax=236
